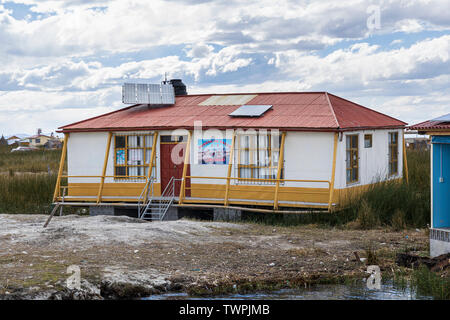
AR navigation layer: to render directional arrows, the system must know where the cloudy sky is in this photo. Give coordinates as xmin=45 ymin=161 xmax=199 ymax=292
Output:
xmin=0 ymin=0 xmax=449 ymax=136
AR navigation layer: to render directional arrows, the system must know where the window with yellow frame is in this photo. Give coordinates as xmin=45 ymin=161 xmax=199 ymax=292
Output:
xmin=346 ymin=134 xmax=359 ymax=183
xmin=388 ymin=132 xmax=398 ymax=176
xmin=236 ymin=132 xmax=283 ymax=184
xmin=114 ymin=133 xmax=156 ymax=181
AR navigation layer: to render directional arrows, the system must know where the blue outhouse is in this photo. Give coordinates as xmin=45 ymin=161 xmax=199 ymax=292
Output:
xmin=411 ymin=115 xmax=450 ymax=257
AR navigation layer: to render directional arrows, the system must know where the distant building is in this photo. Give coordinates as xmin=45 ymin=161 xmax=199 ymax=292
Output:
xmin=6 ymin=135 xmax=21 ymax=145
xmin=405 ymin=137 xmax=430 ymax=150
xmin=25 ymin=134 xmax=59 ymax=147
xmin=0 ymin=135 xmax=7 ymax=146
xmin=44 ymin=139 xmax=62 ymax=149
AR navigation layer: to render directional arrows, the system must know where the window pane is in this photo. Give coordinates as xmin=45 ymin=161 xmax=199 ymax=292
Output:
xmin=364 ymin=134 xmax=372 ymax=148
xmin=352 ymin=168 xmax=358 ymax=181
xmin=352 ymin=136 xmax=358 ymax=148
xmin=128 ymin=149 xmax=144 ymax=165
xmin=145 ymin=149 xmax=152 ymax=164
xmin=128 ymin=166 xmax=138 ymax=177
xmin=145 ymin=135 xmax=153 ymax=147
xmin=115 ymin=136 xmax=125 ymax=148
xmin=115 ymin=166 xmax=126 ymax=176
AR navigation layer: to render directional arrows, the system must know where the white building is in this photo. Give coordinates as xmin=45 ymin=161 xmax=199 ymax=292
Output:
xmin=54 ymin=89 xmax=407 ymax=220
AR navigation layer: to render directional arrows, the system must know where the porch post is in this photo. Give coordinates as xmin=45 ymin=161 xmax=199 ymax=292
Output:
xmin=224 ymin=131 xmax=237 ymax=206
xmin=53 ymin=133 xmax=69 ymax=202
xmin=96 ymin=132 xmax=113 ymax=204
xmin=143 ymin=132 xmax=159 ymax=200
xmin=179 ymin=131 xmax=192 ymax=204
xmin=273 ymin=131 xmax=286 ymax=210
xmin=328 ymin=132 xmax=338 ymax=211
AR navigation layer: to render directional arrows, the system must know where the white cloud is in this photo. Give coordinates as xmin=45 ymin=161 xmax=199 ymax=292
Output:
xmin=273 ymin=35 xmax=450 ymax=89
xmin=1 ymin=0 xmax=450 ymax=134
xmin=395 ymin=19 xmax=424 ymax=33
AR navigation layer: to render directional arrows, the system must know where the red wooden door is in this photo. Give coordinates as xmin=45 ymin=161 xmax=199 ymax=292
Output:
xmin=160 ymin=143 xmax=190 ymax=197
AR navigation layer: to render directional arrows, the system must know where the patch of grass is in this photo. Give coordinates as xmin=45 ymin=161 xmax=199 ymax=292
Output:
xmin=0 ymin=145 xmax=61 ymax=173
xmin=0 ymin=145 xmax=69 ymax=214
xmin=365 ymin=246 xmax=379 ymax=265
xmin=355 ymin=199 xmax=380 ymax=229
xmin=0 ymin=173 xmax=57 ymax=214
xmin=391 ymin=209 xmax=406 ymax=231
xmin=411 ymin=265 xmax=450 ymax=300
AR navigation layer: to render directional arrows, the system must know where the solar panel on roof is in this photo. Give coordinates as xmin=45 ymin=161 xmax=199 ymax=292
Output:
xmin=122 ymin=83 xmax=175 ymax=105
xmin=229 ymin=105 xmax=273 ymax=117
xmin=431 ymin=113 xmax=450 ymax=122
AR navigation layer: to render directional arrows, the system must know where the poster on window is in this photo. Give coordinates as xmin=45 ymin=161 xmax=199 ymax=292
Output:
xmin=116 ymin=150 xmax=125 ymax=165
xmin=198 ymin=139 xmax=231 ymax=164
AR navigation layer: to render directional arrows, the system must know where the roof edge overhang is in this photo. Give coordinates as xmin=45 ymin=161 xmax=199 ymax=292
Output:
xmin=411 ymin=129 xmax=450 ymax=135
xmin=57 ymin=124 xmax=405 ymax=134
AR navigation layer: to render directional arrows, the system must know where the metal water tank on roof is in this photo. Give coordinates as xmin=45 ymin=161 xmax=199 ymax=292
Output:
xmin=168 ymin=79 xmax=187 ymax=96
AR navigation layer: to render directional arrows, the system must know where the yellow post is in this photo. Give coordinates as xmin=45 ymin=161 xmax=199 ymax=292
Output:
xmin=273 ymin=132 xmax=286 ymax=210
xmin=403 ymin=130 xmax=409 ymax=184
xmin=224 ymin=131 xmax=237 ymax=206
xmin=179 ymin=131 xmax=192 ymax=204
xmin=53 ymin=133 xmax=69 ymax=202
xmin=96 ymin=132 xmax=113 ymax=203
xmin=328 ymin=132 xmax=338 ymax=211
xmin=143 ymin=132 xmax=158 ymax=199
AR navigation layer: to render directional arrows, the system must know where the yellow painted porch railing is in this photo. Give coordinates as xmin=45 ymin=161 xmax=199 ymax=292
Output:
xmin=182 ymin=175 xmax=332 ymax=209
xmin=55 ymin=174 xmax=332 ymax=209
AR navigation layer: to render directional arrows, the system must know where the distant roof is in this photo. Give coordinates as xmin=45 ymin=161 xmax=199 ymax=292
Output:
xmin=7 ymin=134 xmax=29 ymax=140
xmin=59 ymin=92 xmax=406 ymax=132
xmin=28 ymin=134 xmax=52 ymax=138
xmin=409 ymin=113 xmax=450 ymax=132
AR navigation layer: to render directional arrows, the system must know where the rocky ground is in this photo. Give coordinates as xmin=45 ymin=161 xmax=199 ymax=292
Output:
xmin=0 ymin=214 xmax=429 ymax=299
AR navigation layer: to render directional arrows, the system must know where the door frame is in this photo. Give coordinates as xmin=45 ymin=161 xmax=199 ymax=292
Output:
xmin=159 ymin=135 xmax=190 ymax=197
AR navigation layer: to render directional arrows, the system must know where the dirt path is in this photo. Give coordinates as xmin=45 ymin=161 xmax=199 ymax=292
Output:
xmin=0 ymin=214 xmax=429 ymax=299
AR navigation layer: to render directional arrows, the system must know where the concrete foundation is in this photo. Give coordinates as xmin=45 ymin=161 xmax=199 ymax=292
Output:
xmin=89 ymin=206 xmax=115 ymax=216
xmin=213 ymin=207 xmax=242 ymax=221
xmin=161 ymin=206 xmax=179 ymax=221
xmin=430 ymin=228 xmax=450 ymax=257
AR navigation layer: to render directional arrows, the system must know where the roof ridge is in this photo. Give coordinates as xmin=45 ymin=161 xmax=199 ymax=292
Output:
xmin=325 ymin=92 xmax=340 ymax=128
xmin=327 ymin=93 xmax=408 ymax=126
xmin=184 ymin=91 xmax=328 ymax=97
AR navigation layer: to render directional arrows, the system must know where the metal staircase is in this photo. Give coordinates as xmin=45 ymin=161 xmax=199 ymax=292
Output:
xmin=138 ymin=177 xmax=175 ymax=221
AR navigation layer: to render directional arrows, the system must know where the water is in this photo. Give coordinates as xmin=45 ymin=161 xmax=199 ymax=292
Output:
xmin=143 ymin=279 xmax=434 ymax=300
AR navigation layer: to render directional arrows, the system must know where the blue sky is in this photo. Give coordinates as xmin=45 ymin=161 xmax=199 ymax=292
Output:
xmin=0 ymin=0 xmax=450 ymax=136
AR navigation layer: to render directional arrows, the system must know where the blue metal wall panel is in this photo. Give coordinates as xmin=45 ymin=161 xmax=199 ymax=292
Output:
xmin=432 ymin=143 xmax=450 ymax=228
xmin=432 ymin=135 xmax=450 ymax=144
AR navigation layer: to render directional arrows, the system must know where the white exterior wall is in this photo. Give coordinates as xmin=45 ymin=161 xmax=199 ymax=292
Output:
xmin=334 ymin=128 xmax=404 ymax=189
xmin=68 ymin=132 xmax=111 ymax=184
xmin=67 ymin=128 xmax=404 ymax=189
xmin=283 ymin=132 xmax=334 ymax=189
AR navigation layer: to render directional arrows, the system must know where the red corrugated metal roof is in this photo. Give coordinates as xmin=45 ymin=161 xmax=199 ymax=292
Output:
xmin=59 ymin=92 xmax=406 ymax=132
xmin=409 ymin=120 xmax=450 ymax=131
